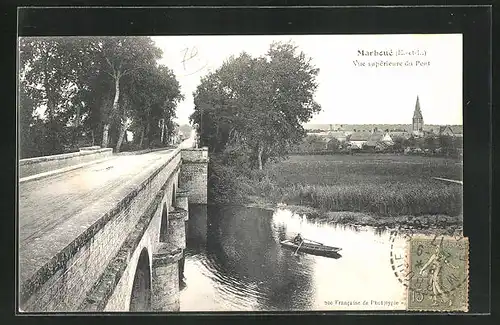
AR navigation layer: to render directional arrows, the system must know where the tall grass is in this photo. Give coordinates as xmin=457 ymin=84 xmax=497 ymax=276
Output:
xmin=251 ymin=154 xmax=463 ymax=218
xmin=279 ymin=182 xmax=462 ymax=217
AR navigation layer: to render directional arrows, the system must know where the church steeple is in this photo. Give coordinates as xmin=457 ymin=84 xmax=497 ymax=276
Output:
xmin=412 ymin=96 xmax=424 ymax=132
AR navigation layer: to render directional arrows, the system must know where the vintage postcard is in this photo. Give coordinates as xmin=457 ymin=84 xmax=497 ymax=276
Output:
xmin=18 ymin=32 xmax=466 ymax=313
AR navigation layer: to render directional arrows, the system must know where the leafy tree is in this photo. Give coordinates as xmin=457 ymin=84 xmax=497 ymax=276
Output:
xmin=19 ymin=37 xmax=85 ymax=154
xmin=190 ymin=57 xmax=245 ymax=153
xmin=19 ymin=36 xmax=182 ymax=157
xmin=453 ymin=136 xmax=463 ymax=149
xmin=292 ymin=134 xmax=329 ymax=153
xmin=439 ymin=135 xmax=453 ymax=150
xmin=190 ymin=41 xmax=321 ymax=169
xmin=326 ymin=138 xmax=341 ymax=151
xmin=424 ymin=135 xmax=438 ymax=151
xmin=96 ymin=37 xmax=162 ymax=149
xmin=124 ymin=64 xmax=183 ymax=151
xmin=404 ymin=136 xmax=417 ymax=148
xmin=391 ymin=136 xmax=405 ymax=152
xmin=19 ymin=80 xmax=37 ymax=158
xmin=178 ymin=124 xmax=193 ymax=140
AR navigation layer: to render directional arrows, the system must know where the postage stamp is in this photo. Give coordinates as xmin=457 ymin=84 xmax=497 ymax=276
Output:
xmin=406 ymin=235 xmax=469 ymax=311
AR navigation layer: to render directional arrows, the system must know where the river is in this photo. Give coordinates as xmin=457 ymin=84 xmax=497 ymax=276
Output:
xmin=180 ymin=204 xmax=411 ymax=311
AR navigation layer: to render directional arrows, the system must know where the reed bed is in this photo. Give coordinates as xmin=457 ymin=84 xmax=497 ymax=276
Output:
xmin=252 ymin=154 xmax=463 ymax=218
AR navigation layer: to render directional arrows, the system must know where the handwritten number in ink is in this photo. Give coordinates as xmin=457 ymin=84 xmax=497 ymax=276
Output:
xmin=181 ymin=47 xmax=199 ymax=70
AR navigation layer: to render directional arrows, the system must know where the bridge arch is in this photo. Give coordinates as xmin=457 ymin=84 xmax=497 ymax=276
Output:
xmin=129 ymin=248 xmax=151 ymax=311
xmin=159 ymin=202 xmax=168 ymax=242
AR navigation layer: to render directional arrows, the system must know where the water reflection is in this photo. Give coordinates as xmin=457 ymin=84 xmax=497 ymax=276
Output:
xmin=180 ymin=205 xmax=408 ymax=311
xmin=186 ymin=204 xmax=207 ymax=254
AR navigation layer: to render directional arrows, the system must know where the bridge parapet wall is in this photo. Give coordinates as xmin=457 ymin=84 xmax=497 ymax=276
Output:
xmin=180 ymin=147 xmax=208 ymax=204
xmin=19 ymin=147 xmax=113 ymax=179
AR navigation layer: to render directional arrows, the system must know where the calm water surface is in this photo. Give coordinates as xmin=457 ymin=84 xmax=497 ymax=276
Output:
xmin=180 ymin=205 xmax=409 ymax=311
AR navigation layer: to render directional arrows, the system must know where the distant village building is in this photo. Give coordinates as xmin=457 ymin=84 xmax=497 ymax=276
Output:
xmin=327 ymin=131 xmax=347 ymax=142
xmin=304 ymin=95 xmax=462 ymax=151
xmin=347 ymin=132 xmax=371 ymax=148
xmin=307 ymin=131 xmax=330 ymax=137
xmin=438 ymin=125 xmax=456 ymax=137
xmin=381 ymin=132 xmax=394 ymax=144
xmin=389 ymin=131 xmax=411 ymax=142
xmin=449 ymin=125 xmax=463 ymax=137
xmin=364 ymin=132 xmax=383 ymax=149
xmin=412 ymin=96 xmax=424 ymax=137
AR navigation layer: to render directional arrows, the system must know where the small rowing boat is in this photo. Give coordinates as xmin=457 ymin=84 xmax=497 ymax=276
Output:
xmin=280 ymin=239 xmax=342 ymax=259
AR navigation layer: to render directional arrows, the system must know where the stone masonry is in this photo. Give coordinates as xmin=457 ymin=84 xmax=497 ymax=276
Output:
xmin=19 ymin=144 xmax=208 ymax=312
xmin=180 ymin=147 xmax=208 ymax=204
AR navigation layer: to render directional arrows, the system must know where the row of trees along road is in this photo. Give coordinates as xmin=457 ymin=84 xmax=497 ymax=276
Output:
xmin=19 ymin=37 xmax=184 ymax=158
xmin=190 ymin=42 xmax=321 ymax=170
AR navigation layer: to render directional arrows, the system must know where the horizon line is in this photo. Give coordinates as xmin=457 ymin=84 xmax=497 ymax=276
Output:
xmin=303 ymin=123 xmax=463 ymax=126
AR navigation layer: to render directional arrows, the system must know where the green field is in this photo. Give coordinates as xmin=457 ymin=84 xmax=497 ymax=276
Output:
xmin=251 ymin=154 xmax=463 ymax=219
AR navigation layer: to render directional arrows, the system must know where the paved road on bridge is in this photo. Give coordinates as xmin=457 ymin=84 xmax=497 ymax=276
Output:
xmin=178 ymin=129 xmax=197 ymax=149
xmin=18 ymin=130 xmax=198 ymax=285
xmin=18 ymin=148 xmax=179 ymax=286
xmin=20 ymin=151 xmax=175 ymax=243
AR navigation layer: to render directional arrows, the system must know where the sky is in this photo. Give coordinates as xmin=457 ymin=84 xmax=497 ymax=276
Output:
xmin=153 ymin=34 xmax=462 ymax=126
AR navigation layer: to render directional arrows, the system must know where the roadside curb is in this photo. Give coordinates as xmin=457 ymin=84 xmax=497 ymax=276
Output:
xmin=114 ymin=147 xmax=175 ymax=156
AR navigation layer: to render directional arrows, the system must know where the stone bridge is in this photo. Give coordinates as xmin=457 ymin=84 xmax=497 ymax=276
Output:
xmin=18 ymin=140 xmax=208 ymax=312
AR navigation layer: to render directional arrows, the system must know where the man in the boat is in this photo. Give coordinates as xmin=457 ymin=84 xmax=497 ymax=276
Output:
xmin=292 ymin=233 xmax=304 ymax=245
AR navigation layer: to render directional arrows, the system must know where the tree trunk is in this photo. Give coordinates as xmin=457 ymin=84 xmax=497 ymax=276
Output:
xmin=161 ymin=123 xmax=165 ymax=144
xmin=115 ymin=101 xmax=129 ymax=153
xmin=112 ymin=74 xmax=121 ymax=112
xmin=45 ymin=79 xmax=57 ymax=154
xmin=257 ymin=144 xmax=264 ymax=170
xmin=146 ymin=119 xmax=151 ymax=148
xmin=139 ymin=126 xmax=145 ymax=148
xmin=75 ymin=105 xmax=80 ymax=128
xmin=101 ymin=123 xmax=110 ymax=148
xmin=47 ymin=97 xmax=59 ymax=154
xmin=116 ymin=125 xmax=127 ymax=153
xmin=72 ymin=105 xmax=81 ymax=148
xmin=103 ymin=73 xmax=121 ymax=148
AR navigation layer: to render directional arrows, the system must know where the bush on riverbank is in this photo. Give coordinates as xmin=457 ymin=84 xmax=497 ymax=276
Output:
xmin=208 ymin=160 xmax=250 ymax=205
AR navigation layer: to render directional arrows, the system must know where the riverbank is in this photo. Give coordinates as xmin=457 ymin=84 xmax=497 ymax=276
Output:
xmin=210 ymin=153 xmax=462 ymax=230
xmin=243 ymin=198 xmax=462 ymax=230
xmin=300 ymin=205 xmax=461 ymax=228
